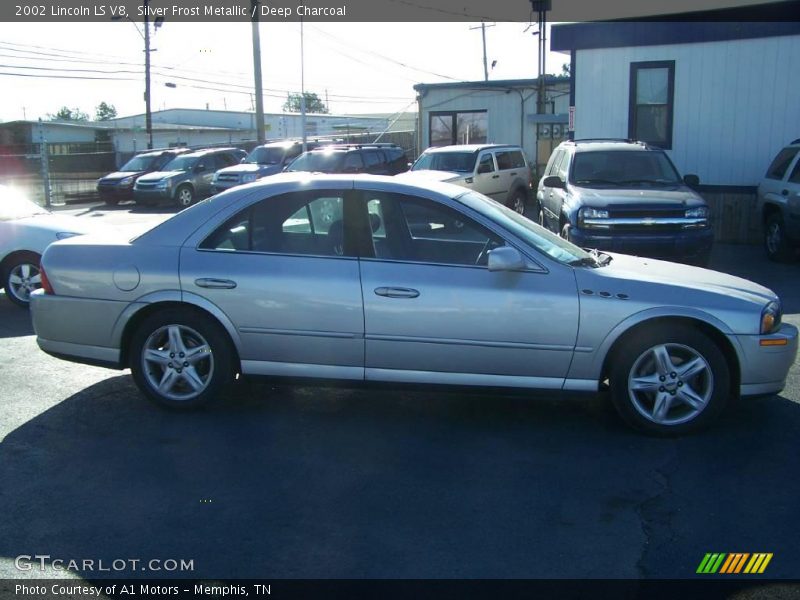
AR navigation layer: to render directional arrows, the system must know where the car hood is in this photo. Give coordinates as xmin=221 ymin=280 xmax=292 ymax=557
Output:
xmin=584 ymin=252 xmax=776 ymax=307
xmin=99 ymin=171 xmax=144 ymax=182
xmin=216 ymin=164 xmax=282 ymax=176
xmin=571 ymin=186 xmax=705 ymax=208
xmin=137 ymin=171 xmax=185 ymax=182
xmin=12 ymin=213 xmax=115 ymax=236
xmin=398 ymin=169 xmax=465 ymax=183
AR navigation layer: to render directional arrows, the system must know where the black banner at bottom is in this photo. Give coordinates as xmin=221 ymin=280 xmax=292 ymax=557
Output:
xmin=2 ymin=579 xmax=800 ymax=600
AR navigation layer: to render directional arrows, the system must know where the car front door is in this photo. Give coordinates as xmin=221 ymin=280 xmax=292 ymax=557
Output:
xmin=179 ymin=185 xmax=365 ymax=380
xmin=355 ymin=183 xmax=579 ymax=388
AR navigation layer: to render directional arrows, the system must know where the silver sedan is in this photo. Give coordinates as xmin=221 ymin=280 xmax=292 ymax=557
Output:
xmin=30 ymin=174 xmax=798 ymax=435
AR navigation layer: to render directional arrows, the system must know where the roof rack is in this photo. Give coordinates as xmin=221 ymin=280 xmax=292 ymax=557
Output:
xmin=311 ymin=143 xmax=401 ymax=150
xmin=571 ymin=138 xmax=641 ymax=144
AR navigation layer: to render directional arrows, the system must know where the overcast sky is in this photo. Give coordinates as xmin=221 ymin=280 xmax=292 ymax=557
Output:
xmin=0 ymin=21 xmax=569 ymax=122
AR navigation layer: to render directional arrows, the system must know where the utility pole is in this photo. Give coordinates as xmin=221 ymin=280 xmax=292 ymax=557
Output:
xmin=469 ymin=22 xmax=495 ymax=81
xmin=143 ymin=0 xmax=153 ymax=149
xmin=300 ymin=16 xmax=307 ymax=152
xmin=530 ymin=1 xmax=550 ymax=114
xmin=38 ymin=119 xmax=52 ymax=208
xmin=251 ymin=0 xmax=266 ymax=144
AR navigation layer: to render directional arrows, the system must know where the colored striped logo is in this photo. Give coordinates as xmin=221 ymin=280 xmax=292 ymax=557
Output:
xmin=696 ymin=553 xmax=773 ymax=574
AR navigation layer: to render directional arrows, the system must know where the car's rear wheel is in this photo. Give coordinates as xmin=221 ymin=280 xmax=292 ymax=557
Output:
xmin=130 ymin=309 xmax=234 ymax=409
xmin=508 ymin=190 xmax=526 ymax=215
xmin=176 ymin=185 xmax=194 ymax=208
xmin=3 ymin=252 xmax=41 ymax=308
xmin=609 ymin=324 xmax=730 ymax=436
xmin=764 ymin=213 xmax=794 ymax=262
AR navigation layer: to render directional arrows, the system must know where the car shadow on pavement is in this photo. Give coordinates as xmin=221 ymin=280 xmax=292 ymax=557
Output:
xmin=0 ymin=297 xmax=33 ymax=338
xmin=1 ymin=376 xmax=798 ymax=580
xmin=710 ymin=244 xmax=800 ymax=313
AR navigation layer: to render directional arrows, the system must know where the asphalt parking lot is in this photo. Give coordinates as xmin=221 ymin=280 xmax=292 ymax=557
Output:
xmin=1 ymin=201 xmax=799 ymax=582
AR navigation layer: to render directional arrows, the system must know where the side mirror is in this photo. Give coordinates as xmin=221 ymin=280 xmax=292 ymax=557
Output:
xmin=195 ymin=163 xmax=206 ymax=172
xmin=240 ymin=158 xmax=247 ymax=164
xmin=487 ymin=246 xmax=526 ymax=272
xmin=542 ymin=175 xmax=566 ymax=189
xmin=683 ymin=174 xmax=700 ymax=187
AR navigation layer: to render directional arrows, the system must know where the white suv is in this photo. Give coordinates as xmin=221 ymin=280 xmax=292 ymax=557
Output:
xmin=402 ymin=144 xmax=532 ymax=214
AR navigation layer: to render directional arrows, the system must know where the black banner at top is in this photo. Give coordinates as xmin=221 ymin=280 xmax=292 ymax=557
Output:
xmin=3 ymin=0 xmax=800 ymax=22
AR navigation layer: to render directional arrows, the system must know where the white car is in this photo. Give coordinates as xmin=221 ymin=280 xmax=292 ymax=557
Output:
xmin=0 ymin=186 xmax=106 ymax=307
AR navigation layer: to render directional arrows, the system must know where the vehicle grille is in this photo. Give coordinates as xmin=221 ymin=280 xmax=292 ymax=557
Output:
xmin=216 ymin=174 xmax=241 ymax=183
xmin=603 ymin=205 xmax=691 ymax=232
xmin=135 ymin=181 xmax=159 ymax=190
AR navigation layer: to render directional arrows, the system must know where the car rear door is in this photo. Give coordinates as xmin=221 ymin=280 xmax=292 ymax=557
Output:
xmin=472 ymin=151 xmax=505 ymax=200
xmin=354 ymin=182 xmax=579 ymax=387
xmin=179 ymin=184 xmax=365 ymax=379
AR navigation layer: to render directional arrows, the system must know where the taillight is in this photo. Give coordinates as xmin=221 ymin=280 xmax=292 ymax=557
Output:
xmin=39 ymin=263 xmax=54 ymax=295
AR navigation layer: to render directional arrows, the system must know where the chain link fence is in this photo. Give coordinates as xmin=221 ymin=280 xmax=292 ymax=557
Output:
xmin=0 ymin=131 xmax=416 ymax=208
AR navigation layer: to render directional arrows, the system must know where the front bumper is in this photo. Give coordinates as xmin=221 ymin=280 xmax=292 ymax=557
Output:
xmin=97 ymin=184 xmax=134 ymax=200
xmin=212 ymin=180 xmax=241 ymax=193
xmin=133 ymin=187 xmax=173 ymax=203
xmin=569 ymin=226 xmax=715 ymax=261
xmin=734 ymin=323 xmax=799 ymax=397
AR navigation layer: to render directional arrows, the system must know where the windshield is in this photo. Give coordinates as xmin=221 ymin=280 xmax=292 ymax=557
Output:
xmin=247 ymin=147 xmax=286 ymax=165
xmin=412 ymin=151 xmax=477 ymax=173
xmin=287 ymin=152 xmax=345 ymax=173
xmin=119 ymin=155 xmax=157 ymax=172
xmin=0 ymin=186 xmax=49 ymax=220
xmin=162 ymin=156 xmax=198 ymax=172
xmin=571 ymin=150 xmax=682 ymax=186
xmin=459 ymin=191 xmax=595 ymax=265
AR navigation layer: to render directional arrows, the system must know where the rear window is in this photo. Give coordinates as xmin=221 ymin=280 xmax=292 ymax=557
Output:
xmin=766 ymin=147 xmax=800 ymax=180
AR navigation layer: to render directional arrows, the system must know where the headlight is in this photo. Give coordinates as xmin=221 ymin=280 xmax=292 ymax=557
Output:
xmin=242 ymin=174 xmax=257 ymax=183
xmin=155 ymin=180 xmax=171 ymax=189
xmin=578 ymin=207 xmax=609 ymax=228
xmin=56 ymin=232 xmax=81 ymax=240
xmin=119 ymin=176 xmax=134 ymax=186
xmin=761 ymin=301 xmax=782 ymax=334
xmin=685 ymin=206 xmax=710 ymax=219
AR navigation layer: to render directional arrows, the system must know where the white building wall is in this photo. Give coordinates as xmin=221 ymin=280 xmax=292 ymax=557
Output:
xmin=574 ymin=34 xmax=800 ymax=186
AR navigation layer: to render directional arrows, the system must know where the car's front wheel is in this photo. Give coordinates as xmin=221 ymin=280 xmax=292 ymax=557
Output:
xmin=130 ymin=309 xmax=235 ymax=409
xmin=764 ymin=213 xmax=794 ymax=262
xmin=609 ymin=324 xmax=730 ymax=436
xmin=3 ymin=252 xmax=42 ymax=308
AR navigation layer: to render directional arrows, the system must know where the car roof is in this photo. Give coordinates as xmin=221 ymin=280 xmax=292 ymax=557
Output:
xmin=565 ymin=139 xmax=662 ymax=153
xmin=181 ymin=147 xmax=242 ymax=158
xmin=422 ymin=144 xmax=521 ymax=153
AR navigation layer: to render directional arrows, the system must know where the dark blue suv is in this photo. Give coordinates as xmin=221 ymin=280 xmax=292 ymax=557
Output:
xmin=536 ymin=139 xmax=713 ymax=266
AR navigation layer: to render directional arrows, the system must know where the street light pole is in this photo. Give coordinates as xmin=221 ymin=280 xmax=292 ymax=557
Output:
xmin=250 ymin=0 xmax=265 ymax=145
xmin=144 ymin=0 xmax=153 ymax=149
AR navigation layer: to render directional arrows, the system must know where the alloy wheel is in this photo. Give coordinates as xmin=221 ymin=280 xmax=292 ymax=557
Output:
xmin=142 ymin=324 xmax=214 ymax=402
xmin=627 ymin=343 xmax=713 ymax=426
xmin=7 ymin=262 xmax=41 ymax=304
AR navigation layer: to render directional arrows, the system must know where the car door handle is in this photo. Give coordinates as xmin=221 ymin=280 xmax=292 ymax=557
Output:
xmin=195 ymin=278 xmax=237 ymax=289
xmin=782 ymin=189 xmax=789 ymax=196
xmin=374 ymin=287 xmax=420 ymax=299
xmin=491 ymin=174 xmax=500 ymax=179
xmin=510 ymin=172 xmax=517 ymax=176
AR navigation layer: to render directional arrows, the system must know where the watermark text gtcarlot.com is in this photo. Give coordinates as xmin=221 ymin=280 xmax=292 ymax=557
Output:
xmin=14 ymin=555 xmax=194 ymax=573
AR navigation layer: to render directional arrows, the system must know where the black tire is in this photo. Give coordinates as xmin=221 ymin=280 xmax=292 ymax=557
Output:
xmin=609 ymin=323 xmax=730 ymax=436
xmin=2 ymin=251 xmax=41 ymax=308
xmin=560 ymin=221 xmax=571 ymax=242
xmin=536 ymin=202 xmax=545 ymax=228
xmin=175 ymin=185 xmax=195 ymax=208
xmin=764 ymin=213 xmax=794 ymax=262
xmin=129 ymin=308 xmax=235 ymax=410
xmin=508 ymin=189 xmax=527 ymax=215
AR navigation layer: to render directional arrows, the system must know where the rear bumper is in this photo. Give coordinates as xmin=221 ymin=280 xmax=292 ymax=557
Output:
xmin=734 ymin=323 xmax=799 ymax=397
xmin=570 ymin=227 xmax=714 ymax=261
